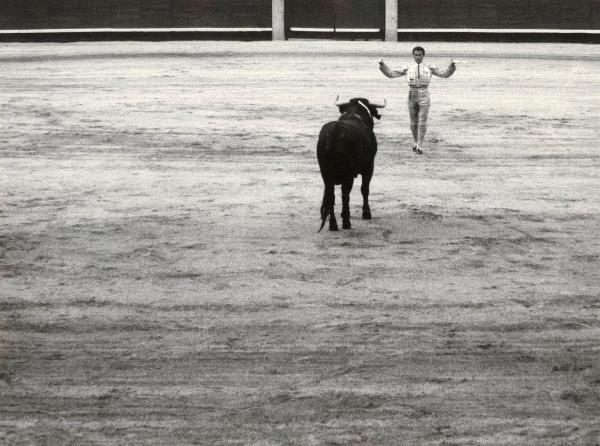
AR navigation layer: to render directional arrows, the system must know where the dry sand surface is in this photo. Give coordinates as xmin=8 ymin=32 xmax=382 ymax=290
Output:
xmin=1 ymin=40 xmax=600 ymax=445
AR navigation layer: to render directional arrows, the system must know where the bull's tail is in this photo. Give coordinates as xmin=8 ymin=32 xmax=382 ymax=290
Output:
xmin=317 ymin=121 xmax=344 ymax=232
xmin=317 ymin=182 xmax=336 ymax=232
xmin=318 ymin=202 xmax=328 ymax=232
xmin=317 ymin=122 xmax=338 ymax=232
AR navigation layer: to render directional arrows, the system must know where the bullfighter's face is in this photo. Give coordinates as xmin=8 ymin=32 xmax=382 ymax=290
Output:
xmin=412 ymin=50 xmax=424 ymax=64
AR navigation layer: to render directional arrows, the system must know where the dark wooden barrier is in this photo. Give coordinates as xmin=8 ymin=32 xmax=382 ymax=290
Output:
xmin=285 ymin=0 xmax=384 ymax=29
xmin=0 ymin=0 xmax=599 ymax=42
xmin=285 ymin=0 xmax=385 ymax=39
xmin=0 ymin=0 xmax=272 ymax=29
xmin=397 ymin=0 xmax=600 ymax=30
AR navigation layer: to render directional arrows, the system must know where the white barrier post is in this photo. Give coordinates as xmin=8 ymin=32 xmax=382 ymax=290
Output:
xmin=272 ymin=0 xmax=285 ymax=40
xmin=385 ymin=0 xmax=398 ymax=42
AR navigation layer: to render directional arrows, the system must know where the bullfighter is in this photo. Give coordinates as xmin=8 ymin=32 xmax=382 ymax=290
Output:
xmin=379 ymin=46 xmax=457 ymax=155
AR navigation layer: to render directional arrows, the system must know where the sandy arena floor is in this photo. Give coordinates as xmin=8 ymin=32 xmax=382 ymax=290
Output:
xmin=1 ymin=40 xmax=600 ymax=445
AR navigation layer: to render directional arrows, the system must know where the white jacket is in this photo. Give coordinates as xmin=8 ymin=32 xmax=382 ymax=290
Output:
xmin=380 ymin=61 xmax=455 ymax=88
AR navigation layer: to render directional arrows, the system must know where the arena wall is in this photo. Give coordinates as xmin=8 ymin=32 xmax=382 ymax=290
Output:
xmin=1 ymin=0 xmax=599 ymax=31
xmin=0 ymin=0 xmax=598 ymax=42
xmin=397 ymin=0 xmax=600 ymax=30
xmin=0 ymin=0 xmax=272 ymax=29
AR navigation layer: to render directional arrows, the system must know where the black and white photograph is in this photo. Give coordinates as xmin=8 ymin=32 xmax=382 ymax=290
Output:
xmin=1 ymin=1 xmax=599 ymax=444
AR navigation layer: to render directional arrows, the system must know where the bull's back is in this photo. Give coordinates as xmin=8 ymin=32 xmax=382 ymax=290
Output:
xmin=317 ymin=119 xmax=375 ymax=182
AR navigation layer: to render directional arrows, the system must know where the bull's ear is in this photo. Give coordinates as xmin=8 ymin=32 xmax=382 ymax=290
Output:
xmin=371 ymin=108 xmax=381 ymax=119
xmin=338 ymin=105 xmax=347 ymax=114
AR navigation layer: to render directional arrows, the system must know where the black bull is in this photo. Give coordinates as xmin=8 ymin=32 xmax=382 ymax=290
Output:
xmin=317 ymin=98 xmax=385 ymax=231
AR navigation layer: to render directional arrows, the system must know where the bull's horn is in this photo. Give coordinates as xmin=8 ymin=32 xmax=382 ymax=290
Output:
xmin=334 ymin=95 xmax=348 ymax=107
xmin=370 ymin=99 xmax=387 ymax=108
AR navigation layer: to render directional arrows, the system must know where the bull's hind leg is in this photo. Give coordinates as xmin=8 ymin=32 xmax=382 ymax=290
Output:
xmin=361 ymin=163 xmax=373 ymax=220
xmin=321 ymin=183 xmax=338 ymax=231
xmin=341 ymin=178 xmax=354 ymax=229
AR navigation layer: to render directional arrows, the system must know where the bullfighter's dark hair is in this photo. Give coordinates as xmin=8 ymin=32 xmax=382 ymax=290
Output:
xmin=412 ymin=46 xmax=425 ymax=55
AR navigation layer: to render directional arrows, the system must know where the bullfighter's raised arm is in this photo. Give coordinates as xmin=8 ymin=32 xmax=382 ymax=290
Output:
xmin=378 ymin=60 xmax=406 ymax=78
xmin=431 ymin=61 xmax=456 ymax=78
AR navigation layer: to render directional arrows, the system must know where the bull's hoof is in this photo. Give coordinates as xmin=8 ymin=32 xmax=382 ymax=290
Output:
xmin=329 ymin=221 xmax=339 ymax=231
xmin=362 ymin=210 xmax=372 ymax=220
xmin=342 ymin=220 xmax=351 ymax=230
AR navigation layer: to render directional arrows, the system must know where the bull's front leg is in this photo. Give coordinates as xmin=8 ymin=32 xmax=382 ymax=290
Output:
xmin=341 ymin=178 xmax=354 ymax=229
xmin=361 ymin=163 xmax=373 ymax=220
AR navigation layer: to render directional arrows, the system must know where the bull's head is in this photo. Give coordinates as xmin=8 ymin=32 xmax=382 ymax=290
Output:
xmin=335 ymin=96 xmax=386 ymax=121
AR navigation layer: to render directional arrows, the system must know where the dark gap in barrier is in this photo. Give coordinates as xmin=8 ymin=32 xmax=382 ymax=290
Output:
xmin=0 ymin=31 xmax=274 ymax=43
xmin=286 ymin=30 xmax=384 ymax=41
xmin=396 ymin=31 xmax=600 ymax=44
